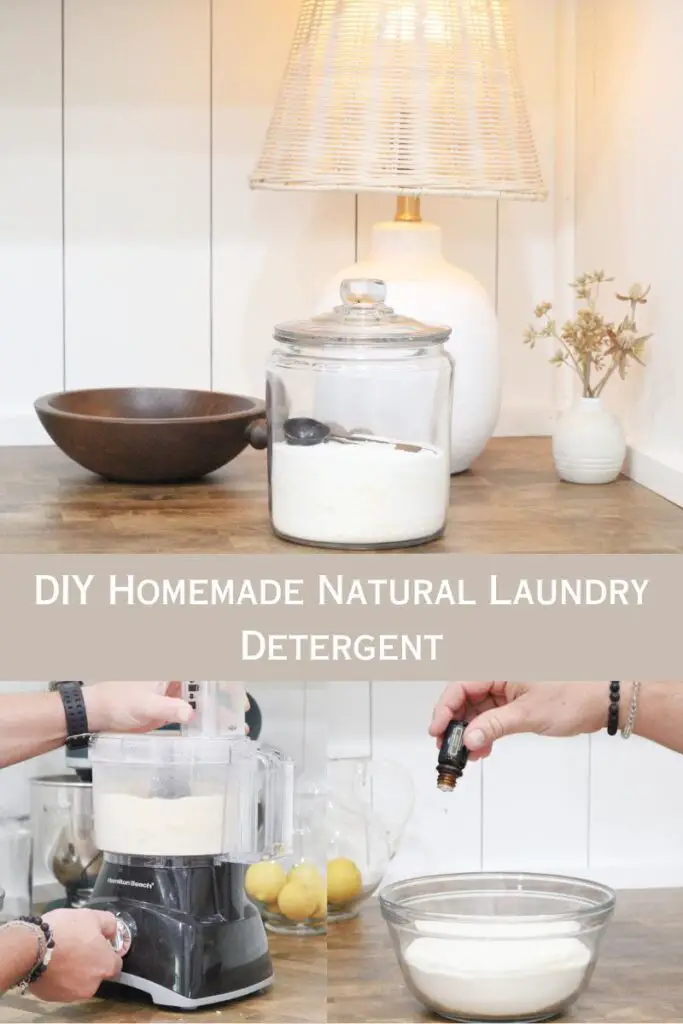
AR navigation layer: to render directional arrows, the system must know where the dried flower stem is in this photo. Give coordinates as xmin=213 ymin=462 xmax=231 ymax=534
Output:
xmin=523 ymin=272 xmax=652 ymax=398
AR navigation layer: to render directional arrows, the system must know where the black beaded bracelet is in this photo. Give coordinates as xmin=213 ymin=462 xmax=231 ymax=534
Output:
xmin=607 ymin=681 xmax=621 ymax=736
xmin=13 ymin=916 xmax=55 ymax=990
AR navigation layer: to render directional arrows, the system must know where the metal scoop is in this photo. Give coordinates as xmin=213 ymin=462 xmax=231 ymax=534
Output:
xmin=283 ymin=417 xmax=423 ymax=453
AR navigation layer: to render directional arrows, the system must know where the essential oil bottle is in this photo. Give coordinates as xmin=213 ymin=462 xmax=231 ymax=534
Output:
xmin=436 ymin=719 xmax=470 ymax=792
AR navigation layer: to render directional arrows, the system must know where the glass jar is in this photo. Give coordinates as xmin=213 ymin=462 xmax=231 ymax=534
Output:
xmin=264 ymin=278 xmax=453 ymax=549
xmin=0 ymin=815 xmax=31 ymax=919
xmin=247 ymin=776 xmax=327 ymax=937
xmin=326 ymin=778 xmax=390 ymax=922
xmin=327 ymin=756 xmax=415 ymax=861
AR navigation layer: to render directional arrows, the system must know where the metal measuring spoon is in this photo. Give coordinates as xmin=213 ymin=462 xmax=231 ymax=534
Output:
xmin=283 ymin=416 xmax=423 ymax=453
xmin=283 ymin=417 xmax=332 ymax=445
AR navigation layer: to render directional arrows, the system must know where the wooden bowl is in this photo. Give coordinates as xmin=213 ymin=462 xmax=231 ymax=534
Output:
xmin=34 ymin=387 xmax=267 ymax=484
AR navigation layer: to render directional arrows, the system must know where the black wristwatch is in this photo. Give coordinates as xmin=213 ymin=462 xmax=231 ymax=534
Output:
xmin=50 ymin=681 xmax=89 ymax=749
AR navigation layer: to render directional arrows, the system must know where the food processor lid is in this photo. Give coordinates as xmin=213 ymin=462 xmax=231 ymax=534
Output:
xmin=273 ymin=279 xmax=451 ymax=346
xmin=88 ymin=730 xmax=254 ymax=765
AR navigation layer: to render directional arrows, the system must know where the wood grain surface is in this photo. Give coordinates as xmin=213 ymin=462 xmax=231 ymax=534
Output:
xmin=327 ymin=891 xmax=683 ymax=1023
xmin=0 ymin=929 xmax=326 ymax=1024
xmin=3 ymin=890 xmax=683 ymax=1022
xmin=0 ymin=439 xmax=681 ymax=553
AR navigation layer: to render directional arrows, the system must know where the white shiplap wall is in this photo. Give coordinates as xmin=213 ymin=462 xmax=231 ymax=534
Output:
xmin=0 ymin=0 xmax=560 ymax=445
xmin=574 ymin=0 xmax=683 ymax=507
xmin=328 ymin=681 xmax=683 ymax=890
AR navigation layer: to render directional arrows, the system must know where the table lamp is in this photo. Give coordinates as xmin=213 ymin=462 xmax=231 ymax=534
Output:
xmin=250 ymin=0 xmax=546 ymax=473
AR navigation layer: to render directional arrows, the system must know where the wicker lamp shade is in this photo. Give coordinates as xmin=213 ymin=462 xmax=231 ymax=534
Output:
xmin=251 ymin=0 xmax=546 ymax=201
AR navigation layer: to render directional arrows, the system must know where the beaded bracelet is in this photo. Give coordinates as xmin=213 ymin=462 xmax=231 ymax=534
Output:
xmin=607 ymin=681 xmax=621 ymax=735
xmin=3 ymin=916 xmax=55 ymax=993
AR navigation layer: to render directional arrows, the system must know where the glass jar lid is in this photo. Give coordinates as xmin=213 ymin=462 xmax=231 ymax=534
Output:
xmin=273 ymin=279 xmax=451 ymax=346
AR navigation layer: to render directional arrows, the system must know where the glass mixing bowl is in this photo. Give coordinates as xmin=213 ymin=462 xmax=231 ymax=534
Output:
xmin=379 ymin=872 xmax=616 ymax=1023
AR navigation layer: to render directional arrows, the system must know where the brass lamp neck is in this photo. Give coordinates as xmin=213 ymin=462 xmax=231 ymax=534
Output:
xmin=395 ymin=196 xmax=422 ymax=223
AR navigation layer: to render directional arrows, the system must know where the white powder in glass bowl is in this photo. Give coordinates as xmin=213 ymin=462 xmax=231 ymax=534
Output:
xmin=270 ymin=440 xmax=449 ymax=546
xmin=403 ymin=919 xmax=592 ymax=1021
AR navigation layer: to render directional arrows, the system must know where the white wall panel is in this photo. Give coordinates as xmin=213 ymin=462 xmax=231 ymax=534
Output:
xmin=248 ymin=681 xmax=306 ymax=768
xmin=575 ymin=0 xmax=683 ymax=505
xmin=0 ymin=0 xmax=63 ymax=445
xmin=481 ymin=733 xmax=590 ymax=874
xmin=63 ymin=0 xmax=211 ymax=390
xmin=327 ymin=682 xmax=371 ymax=759
xmin=497 ymin=0 xmax=559 ymax=435
xmin=0 ymin=0 xmax=562 ymax=443
xmin=589 ymin=731 xmax=683 ymax=888
xmin=211 ymin=0 xmax=355 ymax=401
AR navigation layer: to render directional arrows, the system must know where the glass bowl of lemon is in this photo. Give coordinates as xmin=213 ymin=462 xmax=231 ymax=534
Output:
xmin=245 ymin=778 xmax=327 ymax=936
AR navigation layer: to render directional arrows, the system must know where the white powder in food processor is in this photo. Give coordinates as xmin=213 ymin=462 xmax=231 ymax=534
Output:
xmin=94 ymin=794 xmax=228 ymax=857
xmin=270 ymin=440 xmax=449 ymax=546
xmin=404 ymin=920 xmax=591 ymax=1020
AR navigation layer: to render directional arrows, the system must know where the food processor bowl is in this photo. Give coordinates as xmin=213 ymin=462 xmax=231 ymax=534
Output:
xmin=379 ymin=872 xmax=616 ymax=1023
xmin=89 ymin=732 xmax=293 ymax=861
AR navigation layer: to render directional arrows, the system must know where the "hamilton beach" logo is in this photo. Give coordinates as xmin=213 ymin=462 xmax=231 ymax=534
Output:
xmin=111 ymin=878 xmax=155 ymax=890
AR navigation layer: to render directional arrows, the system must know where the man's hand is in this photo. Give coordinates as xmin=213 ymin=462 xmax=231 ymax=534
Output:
xmin=84 ymin=681 xmax=193 ymax=733
xmin=429 ymin=682 xmax=609 ymax=759
xmin=30 ymin=909 xmax=122 ymax=1002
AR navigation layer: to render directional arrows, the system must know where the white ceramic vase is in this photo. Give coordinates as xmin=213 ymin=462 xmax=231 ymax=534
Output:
xmin=318 ymin=220 xmax=501 ymax=475
xmin=552 ymin=397 xmax=626 ymax=484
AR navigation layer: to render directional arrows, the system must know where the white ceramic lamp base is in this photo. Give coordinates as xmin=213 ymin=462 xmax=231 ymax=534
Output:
xmin=318 ymin=220 xmax=501 ymax=474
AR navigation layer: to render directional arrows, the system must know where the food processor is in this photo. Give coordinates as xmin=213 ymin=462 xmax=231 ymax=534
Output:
xmin=29 ymin=683 xmax=263 ymax=914
xmin=87 ymin=683 xmax=294 ymax=1010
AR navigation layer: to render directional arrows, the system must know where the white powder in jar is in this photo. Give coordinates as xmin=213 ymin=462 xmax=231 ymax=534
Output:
xmin=94 ymin=793 xmax=229 ymax=857
xmin=270 ymin=439 xmax=449 ymax=546
xmin=403 ymin=920 xmax=591 ymax=1020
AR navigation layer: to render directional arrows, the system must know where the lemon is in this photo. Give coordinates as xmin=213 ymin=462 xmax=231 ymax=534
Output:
xmin=288 ymin=862 xmax=324 ymax=890
xmin=244 ymin=861 xmax=287 ymax=905
xmin=277 ymin=881 xmax=319 ymax=922
xmin=311 ymin=894 xmax=327 ymax=920
xmin=327 ymin=857 xmax=362 ymax=906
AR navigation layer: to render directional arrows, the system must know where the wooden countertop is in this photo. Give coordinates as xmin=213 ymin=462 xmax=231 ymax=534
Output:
xmin=0 ymin=929 xmax=325 ymax=1024
xmin=3 ymin=890 xmax=683 ymax=1022
xmin=327 ymin=892 xmax=683 ymax=1023
xmin=0 ymin=439 xmax=681 ymax=553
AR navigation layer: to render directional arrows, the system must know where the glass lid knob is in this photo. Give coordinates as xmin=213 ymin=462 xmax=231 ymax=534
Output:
xmin=340 ymin=278 xmax=387 ymax=308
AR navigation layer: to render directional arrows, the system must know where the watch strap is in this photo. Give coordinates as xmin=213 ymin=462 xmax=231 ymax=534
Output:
xmin=51 ymin=681 xmax=89 ymax=749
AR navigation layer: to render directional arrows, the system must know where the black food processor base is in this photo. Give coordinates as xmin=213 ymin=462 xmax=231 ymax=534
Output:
xmin=89 ymin=855 xmax=273 ymax=1010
